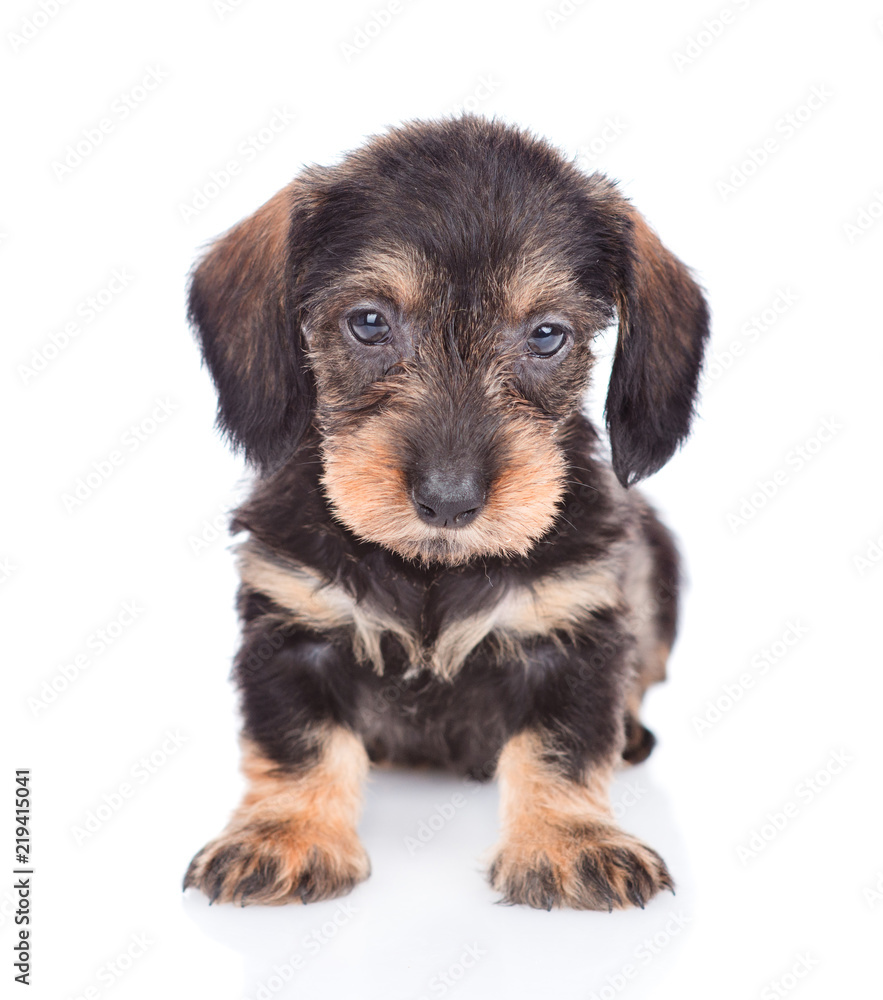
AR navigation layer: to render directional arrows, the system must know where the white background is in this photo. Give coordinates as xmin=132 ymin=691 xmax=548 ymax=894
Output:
xmin=4 ymin=0 xmax=882 ymax=997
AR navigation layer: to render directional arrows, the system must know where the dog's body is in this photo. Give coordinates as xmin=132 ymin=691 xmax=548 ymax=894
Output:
xmin=183 ymin=117 xmax=708 ymax=911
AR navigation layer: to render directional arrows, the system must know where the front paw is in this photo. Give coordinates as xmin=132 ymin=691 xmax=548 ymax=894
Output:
xmin=489 ymin=820 xmax=673 ymax=911
xmin=183 ymin=819 xmax=370 ymax=905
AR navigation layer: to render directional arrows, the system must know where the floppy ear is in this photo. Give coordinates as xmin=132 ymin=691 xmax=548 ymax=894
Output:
xmin=604 ymin=203 xmax=709 ymax=487
xmin=187 ymin=181 xmax=315 ymax=471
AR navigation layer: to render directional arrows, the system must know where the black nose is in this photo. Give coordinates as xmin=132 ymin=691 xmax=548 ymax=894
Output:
xmin=412 ymin=469 xmax=486 ymax=527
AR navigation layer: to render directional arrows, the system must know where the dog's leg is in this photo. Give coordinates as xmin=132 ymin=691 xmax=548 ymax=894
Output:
xmin=184 ymin=727 xmax=370 ymax=905
xmin=622 ymin=503 xmax=681 ymax=765
xmin=488 ymin=625 xmax=673 ymax=910
xmin=489 ymin=729 xmax=672 ymax=910
xmin=184 ymin=623 xmax=370 ymax=905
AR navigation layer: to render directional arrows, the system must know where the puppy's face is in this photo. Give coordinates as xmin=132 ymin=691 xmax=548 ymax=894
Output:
xmin=306 ymin=236 xmax=610 ymax=565
xmin=189 ymin=118 xmax=709 ymax=566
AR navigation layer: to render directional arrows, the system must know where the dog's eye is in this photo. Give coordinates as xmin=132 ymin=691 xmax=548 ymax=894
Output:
xmin=348 ymin=311 xmax=392 ymax=345
xmin=527 ymin=324 xmax=567 ymax=357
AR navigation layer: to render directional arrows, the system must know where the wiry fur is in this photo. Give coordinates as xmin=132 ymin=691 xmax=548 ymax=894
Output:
xmin=183 ymin=116 xmax=709 ymax=910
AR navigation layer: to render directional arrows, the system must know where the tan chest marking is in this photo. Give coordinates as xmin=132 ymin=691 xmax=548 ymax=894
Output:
xmin=238 ymin=541 xmax=622 ymax=680
xmin=237 ymin=541 xmax=421 ymax=673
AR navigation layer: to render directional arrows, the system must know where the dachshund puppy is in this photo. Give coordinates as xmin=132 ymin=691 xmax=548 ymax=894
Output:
xmin=183 ymin=116 xmax=709 ymax=911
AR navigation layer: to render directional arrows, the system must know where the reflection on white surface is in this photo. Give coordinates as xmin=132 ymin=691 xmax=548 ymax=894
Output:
xmin=182 ymin=766 xmax=690 ymax=999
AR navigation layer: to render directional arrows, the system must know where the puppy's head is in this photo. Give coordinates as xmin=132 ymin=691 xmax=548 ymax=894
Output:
xmin=189 ymin=117 xmax=708 ymax=565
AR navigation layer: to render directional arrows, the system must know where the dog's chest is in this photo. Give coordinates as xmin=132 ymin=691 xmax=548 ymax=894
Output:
xmin=238 ymin=539 xmax=622 ymax=679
